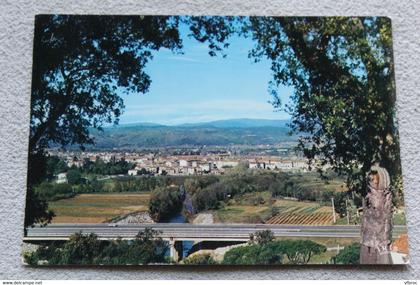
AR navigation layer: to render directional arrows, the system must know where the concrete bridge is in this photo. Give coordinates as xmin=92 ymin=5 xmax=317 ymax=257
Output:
xmin=24 ymin=223 xmax=407 ymax=261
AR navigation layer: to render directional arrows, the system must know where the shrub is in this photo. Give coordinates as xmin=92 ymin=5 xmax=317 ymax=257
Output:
xmin=222 ymin=243 xmax=283 ymax=265
xmin=67 ymin=169 xmax=82 ymax=185
xmin=223 ymin=238 xmax=326 ymax=265
xmin=250 ymin=230 xmax=274 ymax=244
xmin=149 ymin=186 xmax=183 ymax=222
xmin=278 ymin=240 xmax=327 ymax=264
xmin=334 ymin=243 xmax=360 ymax=265
xmin=183 ymin=254 xmax=216 ymax=265
xmin=34 ymin=182 xmax=75 ymax=201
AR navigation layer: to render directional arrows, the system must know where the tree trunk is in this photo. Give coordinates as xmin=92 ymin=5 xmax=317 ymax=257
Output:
xmin=360 ymin=165 xmax=393 ymax=264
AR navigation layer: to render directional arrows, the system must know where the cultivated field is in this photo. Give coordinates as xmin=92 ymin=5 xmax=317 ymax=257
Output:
xmin=49 ymin=192 xmax=150 ymax=223
xmin=211 ymin=192 xmax=334 ymax=225
xmin=266 ymin=200 xmax=333 ymax=225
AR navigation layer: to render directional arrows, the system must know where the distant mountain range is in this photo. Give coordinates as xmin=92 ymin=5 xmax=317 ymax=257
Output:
xmin=112 ymin=118 xmax=290 ymax=129
xmin=177 ymin=118 xmax=290 ymax=128
xmin=88 ymin=119 xmax=296 ymax=150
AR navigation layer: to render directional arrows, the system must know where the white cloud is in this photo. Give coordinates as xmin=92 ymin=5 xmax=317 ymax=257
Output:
xmin=166 ymin=56 xmax=201 ymax=63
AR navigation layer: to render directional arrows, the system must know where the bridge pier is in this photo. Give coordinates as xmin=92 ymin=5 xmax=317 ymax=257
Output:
xmin=169 ymin=240 xmax=183 ymax=262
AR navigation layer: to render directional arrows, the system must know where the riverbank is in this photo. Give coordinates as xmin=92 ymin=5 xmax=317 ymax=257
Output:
xmin=112 ymin=211 xmax=155 ymax=224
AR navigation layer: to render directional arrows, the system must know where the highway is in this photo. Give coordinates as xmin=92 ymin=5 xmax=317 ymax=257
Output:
xmin=24 ymin=224 xmax=408 ymax=242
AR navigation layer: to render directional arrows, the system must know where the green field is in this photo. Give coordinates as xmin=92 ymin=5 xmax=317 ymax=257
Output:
xmin=49 ymin=192 xmax=150 ymax=223
xmin=212 ymin=205 xmax=272 ymax=223
xmin=210 ymin=191 xmax=334 ymax=224
xmin=285 ymin=172 xmax=347 ymax=192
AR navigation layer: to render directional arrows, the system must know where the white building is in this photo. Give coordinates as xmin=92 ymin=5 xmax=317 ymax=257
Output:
xmin=248 ymin=161 xmax=265 ymax=169
xmin=265 ymin=163 xmax=278 ymax=170
xmin=179 ymin=160 xmax=189 ymax=167
xmin=56 ymin=172 xmax=68 ymax=184
xmin=200 ymin=163 xmax=212 ymax=172
xmin=67 ymin=160 xmax=83 ymax=168
xmin=275 ymin=161 xmax=294 ymax=170
xmin=128 ymin=169 xmax=138 ymax=176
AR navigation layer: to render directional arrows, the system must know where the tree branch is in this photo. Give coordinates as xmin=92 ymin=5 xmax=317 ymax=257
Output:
xmin=29 ymin=65 xmax=74 ymax=151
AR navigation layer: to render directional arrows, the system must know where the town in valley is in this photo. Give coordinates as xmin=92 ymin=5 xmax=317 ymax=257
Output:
xmin=51 ymin=145 xmax=310 ymax=182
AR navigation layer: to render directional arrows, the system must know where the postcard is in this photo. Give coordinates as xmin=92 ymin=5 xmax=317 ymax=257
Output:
xmin=23 ymin=15 xmax=408 ymax=265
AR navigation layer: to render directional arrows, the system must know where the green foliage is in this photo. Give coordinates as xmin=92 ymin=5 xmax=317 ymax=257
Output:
xmin=191 ymin=170 xmax=282 ymax=211
xmin=30 ymin=15 xmax=234 ymax=152
xmin=34 ymin=182 xmax=75 ymax=201
xmin=100 ymin=228 xmax=168 ymax=265
xmin=138 ymin=168 xmax=152 ymax=175
xmin=64 ymin=175 xmax=171 ymax=194
xmin=250 ymin=230 xmax=275 ymax=244
xmin=248 ymin=17 xmax=401 ymax=195
xmin=149 ymin=186 xmax=184 ymax=222
xmin=24 ymin=228 xmax=168 ymax=265
xmin=392 ymin=174 xmax=404 ymax=207
xmin=25 ymin=151 xmax=53 ymax=227
xmin=26 ymin=15 xmax=232 ymax=227
xmin=67 ymin=169 xmax=82 ymax=185
xmin=24 ymin=241 xmax=64 ymax=266
xmin=222 ymin=243 xmax=283 ymax=265
xmin=184 ymin=176 xmax=220 ymax=194
xmin=279 ymin=240 xmax=327 ymax=264
xmin=81 ymin=158 xmax=135 ymax=175
xmin=331 ymin=191 xmax=348 ymax=217
xmin=32 ymin=164 xmax=172 ymax=199
xmin=131 ymin=228 xmax=168 ymax=263
xmin=183 ymin=254 xmax=217 ymax=265
xmin=189 ymin=170 xmax=346 ymax=214
xmin=25 ymin=232 xmax=104 ymax=265
xmin=113 ymin=176 xmax=165 ymax=192
xmin=192 ymin=185 xmax=221 ymax=211
xmin=45 ymin=156 xmax=68 ymax=179
xmin=223 ymin=238 xmax=326 ymax=265
xmin=58 ymin=232 xmax=103 ymax=265
xmin=24 ymin=186 xmax=55 ymax=227
xmin=334 ymin=243 xmax=360 ymax=265
xmin=89 ymin=177 xmax=104 ymax=192
xmin=30 ymin=15 xmax=183 ymax=152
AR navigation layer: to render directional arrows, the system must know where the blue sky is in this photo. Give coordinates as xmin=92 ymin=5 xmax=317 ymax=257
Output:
xmin=119 ymin=23 xmax=293 ymax=126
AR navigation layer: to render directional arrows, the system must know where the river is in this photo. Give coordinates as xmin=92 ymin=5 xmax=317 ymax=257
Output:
xmin=166 ymin=212 xmax=194 ymax=260
xmin=165 ymin=185 xmax=195 ymax=260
